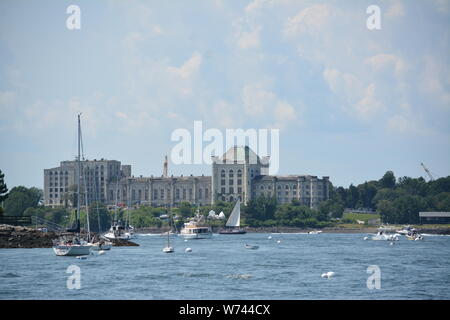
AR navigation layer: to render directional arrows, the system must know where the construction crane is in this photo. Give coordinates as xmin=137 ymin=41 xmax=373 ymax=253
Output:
xmin=420 ymin=162 xmax=434 ymax=181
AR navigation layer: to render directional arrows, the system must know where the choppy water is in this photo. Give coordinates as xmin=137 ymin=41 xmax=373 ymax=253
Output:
xmin=1 ymin=233 xmax=449 ymax=299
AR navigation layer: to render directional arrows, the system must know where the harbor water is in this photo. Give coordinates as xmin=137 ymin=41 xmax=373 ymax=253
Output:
xmin=1 ymin=233 xmax=449 ymax=299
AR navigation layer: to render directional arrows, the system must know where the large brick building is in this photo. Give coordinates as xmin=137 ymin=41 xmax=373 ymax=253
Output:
xmin=44 ymin=146 xmax=330 ymax=208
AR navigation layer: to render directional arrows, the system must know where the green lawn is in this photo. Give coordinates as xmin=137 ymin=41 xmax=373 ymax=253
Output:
xmin=342 ymin=212 xmax=380 ymax=222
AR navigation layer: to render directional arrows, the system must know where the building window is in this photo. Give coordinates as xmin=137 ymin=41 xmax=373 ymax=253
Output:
xmin=277 ymin=185 xmax=281 ymax=190
xmin=189 ymin=189 xmax=192 ymax=199
xmin=132 ymin=189 xmax=136 ymax=200
xmin=205 ymin=189 xmax=208 ymax=198
xmin=199 ymin=189 xmax=203 ymax=199
xmin=161 ymin=189 xmax=164 ymax=200
xmin=154 ymin=189 xmax=158 ymax=200
xmin=138 ymin=189 xmax=142 ymax=200
xmin=238 ymin=187 xmax=242 ymax=193
xmin=260 ymin=185 xmax=264 ymax=190
xmin=183 ymin=189 xmax=186 ymax=200
xmin=221 ymin=170 xmax=225 ymax=178
xmin=237 ymin=169 xmax=242 ymax=177
xmin=145 ymin=189 xmax=149 ymax=200
xmin=237 ymin=179 xmax=242 ymax=185
xmin=221 ymin=187 xmax=226 ymax=193
xmin=221 ymin=179 xmax=225 ymax=186
xmin=176 ymin=189 xmax=180 ymax=199
xmin=229 ymin=187 xmax=234 ymax=194
xmin=229 ymin=170 xmax=234 ymax=177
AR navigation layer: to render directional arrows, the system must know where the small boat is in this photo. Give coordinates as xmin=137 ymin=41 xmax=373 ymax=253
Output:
xmin=308 ymin=230 xmax=322 ymax=234
xmin=179 ymin=208 xmax=212 ymax=240
xmin=163 ymin=212 xmax=175 ymax=253
xmin=370 ymin=228 xmax=400 ymax=241
xmin=244 ymin=244 xmax=259 ymax=250
xmin=102 ymin=221 xmax=132 ymax=241
xmin=88 ymin=240 xmax=112 ymax=251
xmin=406 ymin=230 xmax=424 ymax=241
xmin=219 ymin=200 xmax=246 ymax=234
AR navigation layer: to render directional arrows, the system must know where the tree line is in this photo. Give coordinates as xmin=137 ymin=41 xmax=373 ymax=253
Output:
xmin=1 ymin=168 xmax=449 ymax=228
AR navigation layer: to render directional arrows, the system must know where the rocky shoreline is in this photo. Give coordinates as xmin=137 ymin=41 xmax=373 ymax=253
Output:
xmin=0 ymin=224 xmax=139 ymax=248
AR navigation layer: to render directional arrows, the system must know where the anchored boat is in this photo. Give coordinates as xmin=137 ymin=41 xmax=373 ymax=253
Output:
xmin=219 ymin=199 xmax=246 ymax=235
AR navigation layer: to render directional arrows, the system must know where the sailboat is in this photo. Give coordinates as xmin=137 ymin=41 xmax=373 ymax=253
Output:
xmin=219 ymin=199 xmax=246 ymax=234
xmin=53 ymin=114 xmax=92 ymax=256
xmin=163 ymin=213 xmax=174 ymax=253
xmin=102 ymin=180 xmax=131 ymax=241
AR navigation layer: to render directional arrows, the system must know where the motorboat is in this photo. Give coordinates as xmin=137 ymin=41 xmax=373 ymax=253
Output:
xmin=370 ymin=228 xmax=400 ymax=241
xmin=406 ymin=229 xmax=424 ymax=240
xmin=102 ymin=221 xmax=132 ymax=241
xmin=179 ymin=221 xmax=212 ymax=239
xmin=244 ymin=244 xmax=259 ymax=250
xmin=308 ymin=230 xmax=322 ymax=234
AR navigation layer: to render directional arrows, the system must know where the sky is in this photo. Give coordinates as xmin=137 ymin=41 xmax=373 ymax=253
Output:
xmin=0 ymin=0 xmax=449 ymax=190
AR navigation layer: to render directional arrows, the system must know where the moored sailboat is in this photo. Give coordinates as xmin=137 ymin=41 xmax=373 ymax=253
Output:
xmin=219 ymin=199 xmax=246 ymax=234
xmin=53 ymin=114 xmax=91 ymax=256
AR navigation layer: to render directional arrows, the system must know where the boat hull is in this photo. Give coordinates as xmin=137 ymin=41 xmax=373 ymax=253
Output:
xmin=178 ymin=232 xmax=212 ymax=240
xmin=219 ymin=228 xmax=246 ymax=235
xmin=53 ymin=245 xmax=91 ymax=256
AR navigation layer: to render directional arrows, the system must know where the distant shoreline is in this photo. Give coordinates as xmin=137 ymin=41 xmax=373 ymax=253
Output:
xmin=135 ymin=225 xmax=450 ymax=235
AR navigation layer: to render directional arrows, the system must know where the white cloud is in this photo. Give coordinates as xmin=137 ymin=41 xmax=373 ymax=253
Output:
xmin=365 ymin=54 xmax=406 ymax=76
xmin=386 ymin=2 xmax=405 ymax=18
xmin=236 ymin=25 xmax=262 ymax=49
xmin=283 ymin=4 xmax=332 ymax=37
xmin=167 ymin=53 xmax=202 ymax=79
xmin=242 ymin=83 xmax=275 ymax=116
xmin=323 ymin=68 xmax=383 ymax=120
xmin=273 ymin=101 xmax=297 ymax=128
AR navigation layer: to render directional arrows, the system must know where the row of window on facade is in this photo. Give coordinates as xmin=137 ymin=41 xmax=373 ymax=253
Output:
xmin=109 ymin=188 xmax=210 ymax=201
xmin=220 ymin=169 xmax=259 ymax=178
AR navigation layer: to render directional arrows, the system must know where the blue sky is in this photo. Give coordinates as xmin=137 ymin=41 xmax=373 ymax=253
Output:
xmin=0 ymin=0 xmax=449 ymax=190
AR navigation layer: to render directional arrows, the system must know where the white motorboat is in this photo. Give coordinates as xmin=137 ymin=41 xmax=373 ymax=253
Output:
xmin=308 ymin=230 xmax=322 ymax=234
xmin=370 ymin=228 xmax=400 ymax=241
xmin=179 ymin=207 xmax=212 ymax=240
xmin=406 ymin=229 xmax=424 ymax=240
xmin=179 ymin=221 xmax=212 ymax=239
xmin=102 ymin=221 xmax=132 ymax=240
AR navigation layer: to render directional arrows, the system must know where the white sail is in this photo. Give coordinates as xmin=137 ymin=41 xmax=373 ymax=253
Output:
xmin=226 ymin=200 xmax=241 ymax=227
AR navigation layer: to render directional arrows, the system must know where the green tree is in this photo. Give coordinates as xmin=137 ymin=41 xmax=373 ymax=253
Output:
xmin=3 ymin=186 xmax=42 ymax=216
xmin=0 ymin=169 xmax=8 ymax=202
xmin=380 ymin=171 xmax=396 ymax=189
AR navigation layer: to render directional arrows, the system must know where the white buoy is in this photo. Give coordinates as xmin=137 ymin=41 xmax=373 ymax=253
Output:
xmin=277 ymin=240 xmax=281 ymax=244
xmin=321 ymin=271 xmax=335 ymax=278
xmin=268 ymin=236 xmax=272 ymax=240
xmin=184 ymin=239 xmax=188 ymax=242
xmin=98 ymin=250 xmax=105 ymax=255
xmin=185 ymin=247 xmax=192 ymax=253
xmin=390 ymin=242 xmax=394 ymax=246
xmin=363 ymin=237 xmax=368 ymax=240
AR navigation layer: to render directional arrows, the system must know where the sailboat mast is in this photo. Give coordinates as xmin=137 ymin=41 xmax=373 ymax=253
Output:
xmin=77 ymin=114 xmax=81 ymax=231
